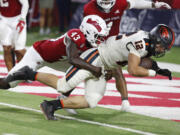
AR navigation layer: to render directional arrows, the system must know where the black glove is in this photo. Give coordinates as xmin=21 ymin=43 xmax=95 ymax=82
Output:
xmin=156 ymin=69 xmax=172 ymax=80
xmin=152 ymin=60 xmax=160 ymax=71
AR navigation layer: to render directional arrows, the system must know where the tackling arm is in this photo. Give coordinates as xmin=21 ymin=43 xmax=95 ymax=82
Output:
xmin=66 ymin=36 xmax=102 ymax=78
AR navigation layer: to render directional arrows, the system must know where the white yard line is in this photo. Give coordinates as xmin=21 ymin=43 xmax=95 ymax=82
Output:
xmin=157 ymin=62 xmax=180 ymax=73
xmin=0 ymin=102 xmax=157 ymax=135
xmin=99 ymin=105 xmax=180 ymax=120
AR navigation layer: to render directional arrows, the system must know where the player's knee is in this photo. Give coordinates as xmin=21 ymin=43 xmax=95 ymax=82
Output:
xmin=85 ymin=94 xmax=103 ymax=108
xmin=3 ymin=46 xmax=13 ymax=52
xmin=57 ymin=78 xmax=73 ymax=93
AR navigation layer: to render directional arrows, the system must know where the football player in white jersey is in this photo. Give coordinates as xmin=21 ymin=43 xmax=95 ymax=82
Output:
xmin=1 ymin=24 xmax=175 ymax=120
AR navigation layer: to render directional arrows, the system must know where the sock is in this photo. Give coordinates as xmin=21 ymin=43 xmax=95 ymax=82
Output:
xmin=49 ymin=99 xmax=63 ymax=110
xmin=62 ymin=89 xmax=74 ymax=97
xmin=121 ymin=97 xmax=128 ymax=101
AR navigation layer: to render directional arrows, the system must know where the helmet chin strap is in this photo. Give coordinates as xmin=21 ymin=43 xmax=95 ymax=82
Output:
xmin=146 ymin=40 xmax=156 ymax=57
xmin=103 ymin=8 xmax=111 ymax=13
xmin=96 ymin=2 xmax=113 ymax=13
xmin=149 ymin=43 xmax=166 ymax=58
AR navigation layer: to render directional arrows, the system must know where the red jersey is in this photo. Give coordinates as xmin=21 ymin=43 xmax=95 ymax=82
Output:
xmin=154 ymin=0 xmax=180 ymax=9
xmin=172 ymin=0 xmax=180 ymax=9
xmin=0 ymin=0 xmax=22 ymax=17
xmin=84 ymin=0 xmax=128 ymax=37
xmin=33 ymin=29 xmax=89 ymax=63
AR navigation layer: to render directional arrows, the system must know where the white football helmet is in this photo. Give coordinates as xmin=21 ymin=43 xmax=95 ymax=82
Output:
xmin=80 ymin=15 xmax=109 ymax=47
xmin=97 ymin=0 xmax=116 ymax=13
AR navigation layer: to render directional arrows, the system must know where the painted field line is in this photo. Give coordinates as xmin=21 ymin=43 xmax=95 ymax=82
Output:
xmin=0 ymin=102 xmax=156 ymax=135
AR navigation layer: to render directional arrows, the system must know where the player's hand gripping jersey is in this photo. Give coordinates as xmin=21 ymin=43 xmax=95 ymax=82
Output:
xmin=33 ymin=29 xmax=89 ymax=62
xmin=98 ymin=31 xmax=149 ymax=69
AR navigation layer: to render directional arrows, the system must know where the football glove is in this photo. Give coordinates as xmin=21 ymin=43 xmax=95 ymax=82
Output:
xmin=151 ymin=60 xmax=160 ymax=71
xmin=16 ymin=18 xmax=25 ymax=33
xmin=151 ymin=61 xmax=172 ymax=80
xmin=154 ymin=2 xmax=171 ymax=9
xmin=156 ymin=69 xmax=172 ymax=80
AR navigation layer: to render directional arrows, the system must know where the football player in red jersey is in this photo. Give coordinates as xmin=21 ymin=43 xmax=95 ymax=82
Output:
xmin=0 ymin=15 xmax=109 ymax=89
xmin=3 ymin=24 xmax=174 ymax=120
xmin=84 ymin=0 xmax=171 ymax=38
xmin=83 ymin=0 xmax=171 ymax=112
xmin=0 ymin=0 xmax=29 ymax=72
xmin=0 ymin=15 xmax=110 ymax=115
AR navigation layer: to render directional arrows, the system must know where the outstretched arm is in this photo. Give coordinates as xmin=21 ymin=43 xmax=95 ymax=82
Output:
xmin=113 ymin=66 xmax=128 ymax=100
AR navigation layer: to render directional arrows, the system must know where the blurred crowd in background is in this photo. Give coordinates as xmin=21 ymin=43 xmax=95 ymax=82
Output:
xmin=27 ymin=0 xmax=90 ymax=34
xmin=27 ymin=0 xmax=180 ymax=46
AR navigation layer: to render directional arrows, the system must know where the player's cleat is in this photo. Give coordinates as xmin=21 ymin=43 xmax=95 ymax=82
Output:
xmin=0 ymin=78 xmax=10 ymax=89
xmin=120 ymin=100 xmax=131 ymax=112
xmin=40 ymin=100 xmax=57 ymax=120
xmin=57 ymin=95 xmax=78 ymax=115
xmin=6 ymin=66 xmax=37 ymax=82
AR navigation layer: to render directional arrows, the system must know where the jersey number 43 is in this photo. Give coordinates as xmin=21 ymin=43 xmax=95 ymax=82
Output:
xmin=0 ymin=0 xmax=8 ymax=7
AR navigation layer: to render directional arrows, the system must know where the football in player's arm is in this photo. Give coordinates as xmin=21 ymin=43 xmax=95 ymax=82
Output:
xmin=0 ymin=24 xmax=174 ymax=120
xmin=39 ymin=24 xmax=175 ymax=120
xmin=83 ymin=0 xmax=171 ymax=112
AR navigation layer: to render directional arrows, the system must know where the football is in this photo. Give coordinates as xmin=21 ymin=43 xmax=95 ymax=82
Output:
xmin=139 ymin=57 xmax=153 ymax=69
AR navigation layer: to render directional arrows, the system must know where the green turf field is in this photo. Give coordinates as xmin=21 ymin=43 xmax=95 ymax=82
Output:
xmin=0 ymin=91 xmax=180 ymax=135
xmin=0 ymin=28 xmax=180 ymax=135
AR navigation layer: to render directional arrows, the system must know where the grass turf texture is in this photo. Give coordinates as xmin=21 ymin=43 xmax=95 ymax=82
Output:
xmin=0 ymin=91 xmax=180 ymax=135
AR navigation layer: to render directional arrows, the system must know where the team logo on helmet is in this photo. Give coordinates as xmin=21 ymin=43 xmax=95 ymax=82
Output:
xmin=160 ymin=26 xmax=169 ymax=39
xmin=149 ymin=24 xmax=175 ymax=58
xmin=87 ymin=18 xmax=102 ymax=32
xmin=80 ymin=15 xmax=108 ymax=47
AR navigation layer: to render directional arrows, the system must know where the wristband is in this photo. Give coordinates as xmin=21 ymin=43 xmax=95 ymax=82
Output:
xmin=148 ymin=69 xmax=156 ymax=77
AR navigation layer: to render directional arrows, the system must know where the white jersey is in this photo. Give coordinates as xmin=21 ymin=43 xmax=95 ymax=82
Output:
xmin=98 ymin=30 xmax=149 ymax=69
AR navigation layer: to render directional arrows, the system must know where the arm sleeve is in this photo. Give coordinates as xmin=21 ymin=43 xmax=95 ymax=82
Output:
xmin=127 ymin=0 xmax=153 ymax=9
xmin=19 ymin=0 xmax=29 ymax=19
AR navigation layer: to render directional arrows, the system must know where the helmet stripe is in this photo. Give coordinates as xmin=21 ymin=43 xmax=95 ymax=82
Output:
xmin=87 ymin=18 xmax=102 ymax=32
